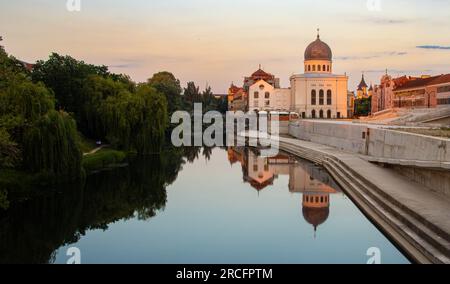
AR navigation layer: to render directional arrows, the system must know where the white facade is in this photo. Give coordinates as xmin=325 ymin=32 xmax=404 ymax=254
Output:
xmin=290 ymin=74 xmax=348 ymax=119
xmin=249 ymin=80 xmax=291 ymax=112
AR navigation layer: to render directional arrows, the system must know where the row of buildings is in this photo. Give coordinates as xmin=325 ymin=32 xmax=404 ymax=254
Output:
xmin=228 ymin=31 xmax=450 ymax=118
xmin=371 ymin=73 xmax=450 ymax=114
xmin=229 ymin=31 xmax=350 ymax=119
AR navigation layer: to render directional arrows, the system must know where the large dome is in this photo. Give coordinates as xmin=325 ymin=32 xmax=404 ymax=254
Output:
xmin=304 ymin=35 xmax=332 ymax=61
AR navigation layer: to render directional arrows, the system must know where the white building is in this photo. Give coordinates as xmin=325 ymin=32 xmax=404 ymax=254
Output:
xmin=248 ymin=79 xmax=291 ymax=112
xmin=249 ymin=31 xmax=349 ymax=119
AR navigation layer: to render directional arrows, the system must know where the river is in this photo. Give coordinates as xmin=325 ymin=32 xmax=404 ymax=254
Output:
xmin=0 ymin=147 xmax=409 ymax=264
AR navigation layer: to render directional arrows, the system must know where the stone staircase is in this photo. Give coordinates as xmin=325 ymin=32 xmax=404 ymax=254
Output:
xmin=278 ymin=140 xmax=450 ymax=264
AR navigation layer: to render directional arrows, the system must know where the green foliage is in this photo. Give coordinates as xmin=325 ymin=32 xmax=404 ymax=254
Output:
xmin=31 ymin=53 xmax=109 ymax=115
xmin=0 ymin=48 xmax=83 ymax=181
xmin=78 ymin=132 xmax=97 ymax=154
xmin=183 ymin=81 xmax=202 ymax=109
xmin=0 ymin=127 xmax=20 ymax=168
xmin=82 ymin=149 xmax=127 ymax=174
xmin=355 ymin=97 xmax=372 ymax=117
xmin=100 ymin=84 xmax=168 ymax=154
xmin=22 ymin=110 xmax=82 ymax=180
xmin=79 ymin=75 xmax=131 ymax=139
xmin=31 ymin=55 xmax=169 ymax=155
xmin=147 ymin=71 xmax=182 ymax=116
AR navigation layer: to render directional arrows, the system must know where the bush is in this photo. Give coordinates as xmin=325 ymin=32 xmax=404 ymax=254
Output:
xmin=82 ymin=149 xmax=127 ymax=174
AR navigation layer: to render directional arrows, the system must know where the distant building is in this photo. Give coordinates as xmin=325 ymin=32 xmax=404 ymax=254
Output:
xmin=248 ymin=79 xmax=291 ymax=112
xmin=228 ymin=31 xmax=349 ymax=118
xmin=231 ymin=88 xmax=248 ymax=112
xmin=393 ymin=74 xmax=450 ymax=108
xmin=356 ymin=74 xmax=370 ymax=99
xmin=347 ymin=91 xmax=355 ymax=118
xmin=227 ymin=84 xmax=243 ymax=111
xmin=244 ymin=66 xmax=280 ymax=92
xmin=291 ymin=31 xmax=348 ymax=119
xmin=371 ymin=74 xmax=409 ymax=113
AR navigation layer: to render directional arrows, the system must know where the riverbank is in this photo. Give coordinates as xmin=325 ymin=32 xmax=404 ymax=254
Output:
xmin=243 ymin=130 xmax=450 ymax=264
xmin=271 ymin=135 xmax=450 ymax=264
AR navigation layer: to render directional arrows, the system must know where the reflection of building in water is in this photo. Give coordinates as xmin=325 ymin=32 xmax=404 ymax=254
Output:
xmin=227 ymin=147 xmax=341 ymax=235
xmin=227 ymin=147 xmax=295 ymax=191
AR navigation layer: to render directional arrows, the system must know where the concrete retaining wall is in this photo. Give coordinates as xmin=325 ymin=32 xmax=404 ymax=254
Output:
xmin=289 ymin=120 xmax=450 ymax=163
xmin=290 ymin=120 xmax=369 ymax=154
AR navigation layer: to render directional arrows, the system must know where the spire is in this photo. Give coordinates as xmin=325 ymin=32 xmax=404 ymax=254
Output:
xmin=317 ymin=28 xmax=320 ymax=39
xmin=259 ymin=63 xmax=262 ymax=70
xmin=358 ymin=72 xmax=368 ymax=89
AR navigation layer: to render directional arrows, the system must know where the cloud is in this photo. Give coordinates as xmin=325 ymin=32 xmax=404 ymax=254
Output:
xmin=363 ymin=69 xmax=433 ymax=74
xmin=369 ymin=18 xmax=409 ymax=25
xmin=416 ymin=45 xmax=450 ymax=50
xmin=335 ymin=51 xmax=408 ymax=61
xmin=351 ymin=15 xmax=412 ymax=25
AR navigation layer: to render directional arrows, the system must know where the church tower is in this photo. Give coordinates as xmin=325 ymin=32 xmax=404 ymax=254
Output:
xmin=357 ymin=73 xmax=369 ymax=99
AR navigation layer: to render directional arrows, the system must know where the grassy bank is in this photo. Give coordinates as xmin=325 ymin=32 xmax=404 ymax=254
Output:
xmin=82 ymin=148 xmax=128 ymax=174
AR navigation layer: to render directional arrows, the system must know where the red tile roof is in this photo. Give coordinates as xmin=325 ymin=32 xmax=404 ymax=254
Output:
xmin=394 ymin=74 xmax=450 ymax=91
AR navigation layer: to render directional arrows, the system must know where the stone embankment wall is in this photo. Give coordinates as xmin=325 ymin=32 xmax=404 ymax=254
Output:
xmin=289 ymin=120 xmax=450 ymax=162
xmin=289 ymin=120 xmax=450 ymax=196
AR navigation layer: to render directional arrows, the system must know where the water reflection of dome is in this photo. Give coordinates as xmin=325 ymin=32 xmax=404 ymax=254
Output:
xmin=302 ymin=193 xmax=330 ymax=233
xmin=302 ymin=206 xmax=330 ymax=231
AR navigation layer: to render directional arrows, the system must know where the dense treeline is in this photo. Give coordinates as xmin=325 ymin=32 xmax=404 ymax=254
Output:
xmin=31 ymin=53 xmax=168 ymax=153
xmin=0 ymin=44 xmax=82 ymax=182
xmin=1 ymin=36 xmax=226 ymax=198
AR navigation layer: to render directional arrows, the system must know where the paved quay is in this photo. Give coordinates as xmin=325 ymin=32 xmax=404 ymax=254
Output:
xmin=247 ymin=133 xmax=450 ymax=263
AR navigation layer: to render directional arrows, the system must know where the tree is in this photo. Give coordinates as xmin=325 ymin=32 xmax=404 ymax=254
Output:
xmin=99 ymin=84 xmax=168 ymax=154
xmin=0 ymin=48 xmax=83 ymax=180
xmin=147 ymin=72 xmax=182 ymax=116
xmin=31 ymin=53 xmax=109 ymax=119
xmin=0 ymin=127 xmax=20 ymax=168
xmin=23 ymin=110 xmax=82 ymax=180
xmin=183 ymin=81 xmax=201 ymax=110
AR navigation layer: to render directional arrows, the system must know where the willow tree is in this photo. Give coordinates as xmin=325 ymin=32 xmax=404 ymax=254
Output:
xmin=22 ymin=110 xmax=82 ymax=180
xmin=0 ymin=47 xmax=83 ymax=181
xmin=100 ymin=85 xmax=168 ymax=154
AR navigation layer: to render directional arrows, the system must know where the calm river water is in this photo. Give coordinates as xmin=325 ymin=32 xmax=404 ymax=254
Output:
xmin=0 ymin=147 xmax=409 ymax=264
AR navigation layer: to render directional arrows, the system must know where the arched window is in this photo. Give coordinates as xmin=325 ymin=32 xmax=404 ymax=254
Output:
xmin=318 ymin=65 xmax=321 ymax=71
xmin=327 ymin=110 xmax=332 ymax=118
xmin=311 ymin=110 xmax=316 ymax=118
xmin=327 ymin=65 xmax=330 ymax=72
xmin=265 ymin=92 xmax=270 ymax=99
xmin=327 ymin=90 xmax=332 ymax=105
xmin=319 ymin=90 xmax=324 ymax=105
xmin=312 ymin=65 xmax=316 ymax=71
xmin=319 ymin=109 xmax=324 ymax=118
xmin=323 ymin=65 xmax=326 ymax=72
xmin=254 ymin=91 xmax=259 ymax=99
xmin=308 ymin=65 xmax=311 ymax=72
xmin=311 ymin=90 xmax=317 ymax=105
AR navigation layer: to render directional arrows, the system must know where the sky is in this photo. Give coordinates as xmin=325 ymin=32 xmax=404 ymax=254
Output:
xmin=1 ymin=0 xmax=450 ymax=93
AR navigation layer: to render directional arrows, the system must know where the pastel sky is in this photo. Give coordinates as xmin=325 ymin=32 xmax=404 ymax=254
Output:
xmin=1 ymin=0 xmax=450 ymax=93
